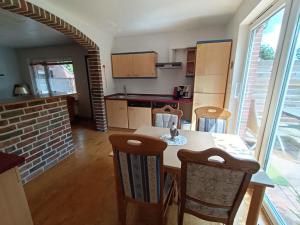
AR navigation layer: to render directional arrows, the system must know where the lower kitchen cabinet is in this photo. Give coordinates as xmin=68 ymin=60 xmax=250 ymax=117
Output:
xmin=106 ymin=100 xmax=128 ymax=128
xmin=128 ymin=107 xmax=152 ymax=129
xmin=0 ymin=167 xmax=34 ymax=225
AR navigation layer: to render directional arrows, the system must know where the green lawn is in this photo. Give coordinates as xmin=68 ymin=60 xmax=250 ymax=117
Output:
xmin=268 ymin=165 xmax=289 ymax=186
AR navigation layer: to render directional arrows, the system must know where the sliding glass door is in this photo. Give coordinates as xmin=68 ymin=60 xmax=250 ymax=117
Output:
xmin=264 ymin=12 xmax=300 ymax=225
xmin=237 ymin=5 xmax=286 ymax=151
xmin=237 ymin=0 xmax=300 ymax=224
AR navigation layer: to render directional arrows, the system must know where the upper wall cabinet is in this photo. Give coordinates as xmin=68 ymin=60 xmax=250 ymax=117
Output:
xmin=195 ymin=41 xmax=232 ymax=77
xmin=112 ymin=51 xmax=157 ymax=78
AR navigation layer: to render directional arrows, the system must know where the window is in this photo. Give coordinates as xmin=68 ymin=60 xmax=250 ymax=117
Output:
xmin=31 ymin=60 xmax=77 ymax=94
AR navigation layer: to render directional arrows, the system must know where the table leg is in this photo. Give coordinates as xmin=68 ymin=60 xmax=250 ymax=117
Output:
xmin=246 ymin=185 xmax=266 ymax=225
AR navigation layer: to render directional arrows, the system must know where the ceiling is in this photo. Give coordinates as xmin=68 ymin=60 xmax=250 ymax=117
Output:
xmin=31 ymin=0 xmax=243 ymax=36
xmin=0 ymin=0 xmax=243 ymax=48
xmin=0 ymin=8 xmax=73 ymax=48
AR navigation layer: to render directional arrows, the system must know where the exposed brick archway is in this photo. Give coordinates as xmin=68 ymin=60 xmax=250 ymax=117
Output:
xmin=0 ymin=0 xmax=107 ymax=131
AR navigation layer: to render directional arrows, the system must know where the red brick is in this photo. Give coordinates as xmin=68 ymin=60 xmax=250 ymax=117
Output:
xmin=21 ymin=112 xmax=39 ymax=121
xmin=43 ymin=102 xmax=58 ymax=109
xmin=24 ymin=126 xmax=34 ymax=133
xmin=0 ymin=125 xmax=16 ymax=134
xmin=21 ymin=130 xmax=39 ymax=140
xmin=9 ymin=117 xmax=20 ymax=124
xmin=46 ymin=97 xmax=60 ymax=103
xmin=24 ymin=106 xmax=43 ymax=113
xmin=37 ymin=115 xmax=52 ymax=123
xmin=4 ymin=102 xmax=27 ymax=110
xmin=0 ymin=120 xmax=8 ymax=127
xmin=26 ymin=151 xmax=43 ymax=163
xmin=29 ymin=144 xmax=47 ymax=155
xmin=17 ymin=119 xmax=36 ymax=128
xmin=28 ymin=99 xmax=45 ymax=106
xmin=37 ymin=131 xmax=52 ymax=140
xmin=17 ymin=137 xmax=36 ymax=148
xmin=52 ymin=140 xmax=64 ymax=149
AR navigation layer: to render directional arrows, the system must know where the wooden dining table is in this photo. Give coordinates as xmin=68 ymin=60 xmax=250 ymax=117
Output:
xmin=134 ymin=126 xmax=274 ymax=225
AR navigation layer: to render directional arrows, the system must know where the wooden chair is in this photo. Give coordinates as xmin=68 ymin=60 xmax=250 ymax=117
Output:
xmin=177 ymin=148 xmax=260 ymax=225
xmin=152 ymin=105 xmax=183 ymax=128
xmin=195 ymin=106 xmax=231 ymax=133
xmin=109 ymin=134 xmax=175 ymax=225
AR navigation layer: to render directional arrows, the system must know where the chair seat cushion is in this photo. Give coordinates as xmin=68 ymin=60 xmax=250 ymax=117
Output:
xmin=198 ymin=117 xmax=226 ymax=133
xmin=163 ymin=173 xmax=174 ymax=203
xmin=185 ymin=199 xmax=229 ymax=219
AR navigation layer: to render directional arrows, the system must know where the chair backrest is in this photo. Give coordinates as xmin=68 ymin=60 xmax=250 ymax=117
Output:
xmin=152 ymin=105 xmax=183 ymax=128
xmin=177 ymin=148 xmax=260 ymax=224
xmin=109 ymin=134 xmax=167 ymax=204
xmin=195 ymin=106 xmax=231 ymax=133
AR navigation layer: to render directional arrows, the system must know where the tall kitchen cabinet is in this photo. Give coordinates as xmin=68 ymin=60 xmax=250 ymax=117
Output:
xmin=191 ymin=40 xmax=232 ymax=130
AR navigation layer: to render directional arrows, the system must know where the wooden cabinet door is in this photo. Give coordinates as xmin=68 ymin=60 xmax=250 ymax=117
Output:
xmin=191 ymin=93 xmax=225 ymax=130
xmin=106 ymin=100 xmax=128 ymax=128
xmin=128 ymin=107 xmax=152 ymax=129
xmin=194 ymin=75 xmax=227 ymax=93
xmin=132 ymin=53 xmax=157 ymax=77
xmin=195 ymin=41 xmax=232 ymax=77
xmin=0 ymin=168 xmax=34 ymax=225
xmin=112 ymin=54 xmax=133 ymax=77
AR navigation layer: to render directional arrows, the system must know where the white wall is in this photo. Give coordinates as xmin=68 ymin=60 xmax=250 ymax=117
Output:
xmin=27 ymin=0 xmax=115 ymax=95
xmin=0 ymin=46 xmax=23 ymax=99
xmin=17 ymin=44 xmax=92 ymax=118
xmin=112 ymin=27 xmax=227 ymax=94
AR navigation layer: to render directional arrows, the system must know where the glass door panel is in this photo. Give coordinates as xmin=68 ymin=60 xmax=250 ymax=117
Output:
xmin=265 ymin=17 xmax=300 ymax=225
xmin=238 ymin=8 xmax=285 ymax=151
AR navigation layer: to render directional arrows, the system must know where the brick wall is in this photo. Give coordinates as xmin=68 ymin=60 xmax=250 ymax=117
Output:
xmin=0 ymin=0 xmax=107 ymax=132
xmin=0 ymin=97 xmax=74 ymax=183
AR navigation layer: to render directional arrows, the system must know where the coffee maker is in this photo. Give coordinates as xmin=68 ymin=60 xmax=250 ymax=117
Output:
xmin=173 ymin=85 xmax=192 ymax=99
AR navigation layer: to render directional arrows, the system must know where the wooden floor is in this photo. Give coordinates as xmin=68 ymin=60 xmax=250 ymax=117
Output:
xmin=24 ymin=120 xmax=269 ymax=225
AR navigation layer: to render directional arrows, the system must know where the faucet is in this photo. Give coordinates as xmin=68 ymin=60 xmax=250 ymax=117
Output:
xmin=123 ymin=85 xmax=127 ymax=96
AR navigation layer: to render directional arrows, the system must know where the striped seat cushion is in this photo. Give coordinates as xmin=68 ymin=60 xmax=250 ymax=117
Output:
xmin=155 ymin=113 xmax=178 ymax=128
xmin=115 ymin=150 xmax=172 ymax=203
xmin=198 ymin=117 xmax=226 ymax=133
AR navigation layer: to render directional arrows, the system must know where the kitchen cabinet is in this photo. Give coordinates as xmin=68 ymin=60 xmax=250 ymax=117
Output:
xmin=128 ymin=107 xmax=152 ymax=129
xmin=195 ymin=41 xmax=232 ymax=77
xmin=186 ymin=47 xmax=196 ymax=77
xmin=111 ymin=54 xmax=133 ymax=77
xmin=112 ymin=52 xmax=157 ymax=78
xmin=192 ymin=40 xmax=232 ymax=130
xmin=0 ymin=167 xmax=34 ymax=225
xmin=106 ymin=100 xmax=128 ymax=128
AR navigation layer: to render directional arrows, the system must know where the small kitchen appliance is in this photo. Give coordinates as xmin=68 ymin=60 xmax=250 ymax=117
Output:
xmin=173 ymin=85 xmax=192 ymax=99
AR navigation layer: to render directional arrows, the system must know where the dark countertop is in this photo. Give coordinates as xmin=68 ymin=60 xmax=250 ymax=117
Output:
xmin=0 ymin=152 xmax=25 ymax=174
xmin=105 ymin=93 xmax=193 ymax=104
xmin=0 ymin=92 xmax=76 ymax=106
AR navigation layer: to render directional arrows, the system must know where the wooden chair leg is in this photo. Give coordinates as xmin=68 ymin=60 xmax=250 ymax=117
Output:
xmin=160 ymin=211 xmax=165 ymax=225
xmin=117 ymin=198 xmax=127 ymax=225
xmin=178 ymin=204 xmax=184 ymax=225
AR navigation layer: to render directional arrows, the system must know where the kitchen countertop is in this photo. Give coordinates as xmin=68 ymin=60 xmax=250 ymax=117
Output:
xmin=0 ymin=92 xmax=76 ymax=106
xmin=105 ymin=93 xmax=193 ymax=104
xmin=0 ymin=152 xmax=25 ymax=174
